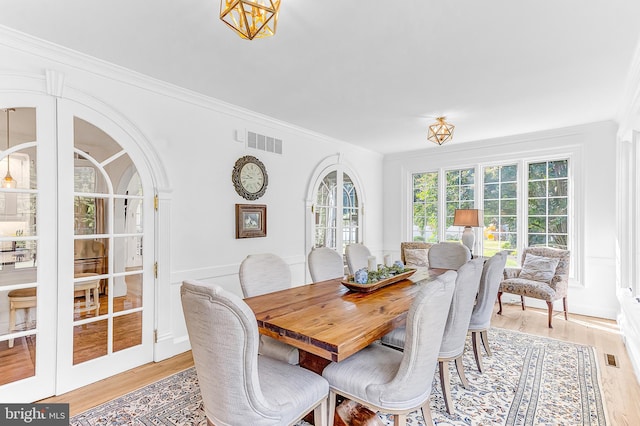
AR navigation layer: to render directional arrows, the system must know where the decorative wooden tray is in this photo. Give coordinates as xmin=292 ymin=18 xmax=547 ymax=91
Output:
xmin=341 ymin=269 xmax=417 ymax=293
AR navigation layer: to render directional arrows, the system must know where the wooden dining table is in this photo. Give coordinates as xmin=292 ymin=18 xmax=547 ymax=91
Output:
xmin=244 ymin=267 xmax=447 ymax=374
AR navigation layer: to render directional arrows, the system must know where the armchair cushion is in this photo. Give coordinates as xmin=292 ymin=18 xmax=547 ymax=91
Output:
xmin=518 ymin=253 xmax=559 ymax=283
xmin=403 ymin=248 xmax=429 ymax=268
xmin=499 ymin=277 xmax=557 ymax=302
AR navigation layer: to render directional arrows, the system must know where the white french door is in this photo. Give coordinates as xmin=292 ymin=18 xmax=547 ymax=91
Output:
xmin=0 ymin=94 xmax=155 ymax=400
xmin=0 ymin=95 xmax=58 ymax=402
xmin=54 ymin=99 xmax=155 ymax=394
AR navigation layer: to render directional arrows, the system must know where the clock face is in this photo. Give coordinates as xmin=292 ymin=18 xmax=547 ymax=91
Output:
xmin=232 ymin=156 xmax=268 ymax=200
xmin=240 ymin=163 xmax=265 ymax=194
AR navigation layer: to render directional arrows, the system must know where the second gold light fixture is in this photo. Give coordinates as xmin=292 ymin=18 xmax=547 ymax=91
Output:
xmin=220 ymin=0 xmax=280 ymax=40
xmin=427 ymin=116 xmax=455 ymax=146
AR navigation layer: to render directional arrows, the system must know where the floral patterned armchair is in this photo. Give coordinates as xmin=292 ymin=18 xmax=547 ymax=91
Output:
xmin=497 ymin=246 xmax=570 ymax=328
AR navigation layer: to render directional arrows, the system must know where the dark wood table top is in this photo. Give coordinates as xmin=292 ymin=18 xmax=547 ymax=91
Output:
xmin=244 ymin=268 xmax=446 ymax=362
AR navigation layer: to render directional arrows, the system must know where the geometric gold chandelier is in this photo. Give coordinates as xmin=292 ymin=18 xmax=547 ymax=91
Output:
xmin=427 ymin=116 xmax=455 ymax=146
xmin=220 ymin=0 xmax=280 ymax=40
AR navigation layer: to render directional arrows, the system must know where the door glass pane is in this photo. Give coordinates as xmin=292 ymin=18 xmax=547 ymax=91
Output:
xmin=113 ymin=236 xmax=142 ymax=274
xmin=113 ymin=312 xmax=142 ymax=352
xmin=105 ymin=154 xmax=139 ymax=196
xmin=74 ymin=238 xmax=108 ymax=277
xmin=74 ymin=196 xmax=109 ymax=235
xmin=113 ymin=198 xmax=143 ymax=234
xmin=114 ymin=273 xmax=142 ymax=314
xmin=74 ymin=155 xmax=108 ymax=195
xmin=73 ymin=319 xmax=108 ymax=365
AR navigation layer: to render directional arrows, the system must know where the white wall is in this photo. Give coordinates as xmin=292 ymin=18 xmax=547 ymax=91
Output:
xmin=383 ymin=121 xmax=619 ymax=319
xmin=0 ymin=29 xmax=384 ymax=361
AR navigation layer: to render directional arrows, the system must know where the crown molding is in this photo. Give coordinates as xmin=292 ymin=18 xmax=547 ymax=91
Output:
xmin=0 ymin=25 xmax=379 ymax=157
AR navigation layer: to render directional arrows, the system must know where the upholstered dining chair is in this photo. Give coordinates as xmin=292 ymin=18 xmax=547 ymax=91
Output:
xmin=322 ymin=270 xmax=457 ymax=426
xmin=308 ymin=247 xmax=345 ymax=282
xmin=498 ymin=246 xmax=570 ymax=328
xmin=400 ymin=242 xmax=434 ymax=268
xmin=239 ymin=253 xmax=299 ymax=365
xmin=345 ymin=243 xmax=372 ymax=275
xmin=381 ymin=258 xmax=484 ymax=415
xmin=427 ymin=242 xmax=471 ymax=270
xmin=180 ymin=280 xmax=329 ymax=426
xmin=468 ymin=251 xmax=508 ymax=372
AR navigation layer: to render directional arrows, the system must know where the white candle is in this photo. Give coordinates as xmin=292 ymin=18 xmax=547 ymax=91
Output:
xmin=368 ymin=256 xmax=377 ymax=271
xmin=384 ymin=254 xmax=391 ymax=267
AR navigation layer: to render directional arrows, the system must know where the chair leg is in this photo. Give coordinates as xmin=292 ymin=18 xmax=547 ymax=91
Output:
xmin=563 ymin=297 xmax=568 ymax=320
xmin=497 ymin=292 xmax=503 ymax=315
xmin=472 ymin=331 xmax=484 ymax=373
xmin=520 ymin=295 xmax=526 ymax=310
xmin=8 ymin=302 xmax=16 ymax=348
xmin=422 ymin=404 xmax=434 ymax=426
xmin=547 ymin=301 xmax=553 ymax=328
xmin=314 ymin=398 xmax=328 ymax=426
xmin=439 ymin=360 xmax=454 ymax=415
xmin=394 ymin=413 xmax=406 ymax=426
xmin=454 ymin=355 xmax=469 ymax=388
xmin=480 ymin=330 xmax=492 ymax=356
xmin=328 ymin=390 xmax=337 ymax=426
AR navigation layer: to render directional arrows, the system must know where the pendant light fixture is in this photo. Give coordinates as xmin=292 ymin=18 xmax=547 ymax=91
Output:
xmin=220 ymin=0 xmax=280 ymax=40
xmin=2 ymin=108 xmax=16 ymax=189
xmin=427 ymin=116 xmax=455 ymax=146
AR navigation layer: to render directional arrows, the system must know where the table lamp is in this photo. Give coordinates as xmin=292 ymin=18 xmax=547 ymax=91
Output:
xmin=453 ymin=209 xmax=481 ymax=255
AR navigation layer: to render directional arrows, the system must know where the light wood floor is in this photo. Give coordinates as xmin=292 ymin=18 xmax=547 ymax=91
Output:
xmin=39 ymin=302 xmax=640 ymax=424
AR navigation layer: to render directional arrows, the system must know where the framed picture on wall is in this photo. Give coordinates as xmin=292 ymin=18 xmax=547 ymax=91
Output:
xmin=235 ymin=204 xmax=267 ymax=238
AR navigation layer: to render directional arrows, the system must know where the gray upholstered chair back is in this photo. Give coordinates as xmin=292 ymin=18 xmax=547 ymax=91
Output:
xmin=180 ymin=281 xmax=278 ymax=425
xmin=239 ymin=253 xmax=291 ymax=298
xmin=370 ymin=270 xmax=457 ymax=404
xmin=308 ymin=247 xmax=345 ymax=282
xmin=345 ymin=243 xmax=372 ymax=275
xmin=469 ymin=251 xmax=508 ymax=331
xmin=427 ymin=242 xmax=471 ymax=270
xmin=439 ymin=258 xmax=484 ymax=358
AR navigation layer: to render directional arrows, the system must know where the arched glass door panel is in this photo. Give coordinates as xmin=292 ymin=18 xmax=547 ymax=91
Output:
xmin=71 ymin=117 xmax=145 ymax=366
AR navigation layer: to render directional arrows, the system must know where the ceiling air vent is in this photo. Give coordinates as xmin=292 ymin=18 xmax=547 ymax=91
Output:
xmin=247 ymin=131 xmax=283 ymax=155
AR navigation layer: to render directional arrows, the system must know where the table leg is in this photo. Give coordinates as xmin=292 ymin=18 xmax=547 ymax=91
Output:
xmin=298 ymin=350 xmax=383 ymax=426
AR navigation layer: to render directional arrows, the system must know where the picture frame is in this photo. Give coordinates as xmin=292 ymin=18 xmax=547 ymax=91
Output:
xmin=235 ymin=204 xmax=267 ymax=239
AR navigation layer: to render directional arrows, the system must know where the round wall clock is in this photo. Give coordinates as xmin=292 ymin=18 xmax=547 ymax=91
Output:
xmin=232 ymin=155 xmax=268 ymax=200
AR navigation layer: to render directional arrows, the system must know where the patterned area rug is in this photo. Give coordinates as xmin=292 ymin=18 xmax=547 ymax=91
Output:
xmin=70 ymin=328 xmax=607 ymax=425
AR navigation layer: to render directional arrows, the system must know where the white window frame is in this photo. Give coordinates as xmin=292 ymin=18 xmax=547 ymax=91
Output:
xmin=408 ymin=149 xmax=581 ymax=285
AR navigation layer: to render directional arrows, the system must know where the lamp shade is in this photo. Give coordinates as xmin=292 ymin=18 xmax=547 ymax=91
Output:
xmin=453 ymin=209 xmax=481 ymax=227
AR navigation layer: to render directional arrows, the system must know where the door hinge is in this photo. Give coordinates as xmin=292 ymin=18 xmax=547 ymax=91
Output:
xmin=154 ymin=262 xmax=158 ymax=278
xmin=154 ymin=329 xmax=158 ymax=343
xmin=311 ymin=204 xmax=315 ymax=213
xmin=154 ymin=194 xmax=159 ymax=211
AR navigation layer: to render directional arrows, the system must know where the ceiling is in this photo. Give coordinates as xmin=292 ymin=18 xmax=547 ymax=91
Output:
xmin=1 ymin=1 xmax=640 ymax=154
